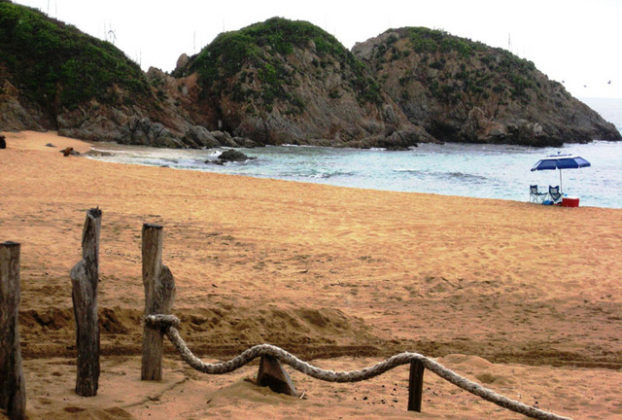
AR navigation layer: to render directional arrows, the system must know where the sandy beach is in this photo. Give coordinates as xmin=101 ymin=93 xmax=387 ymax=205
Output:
xmin=1 ymin=131 xmax=621 ymax=419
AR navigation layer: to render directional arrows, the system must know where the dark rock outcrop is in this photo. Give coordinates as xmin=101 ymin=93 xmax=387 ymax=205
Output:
xmin=352 ymin=28 xmax=621 ymax=146
xmin=173 ymin=17 xmax=431 ymax=149
xmin=208 ymin=149 xmax=256 ymax=165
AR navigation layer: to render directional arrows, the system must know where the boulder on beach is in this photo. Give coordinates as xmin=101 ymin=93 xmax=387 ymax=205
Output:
xmin=0 ymin=135 xmax=6 ymax=149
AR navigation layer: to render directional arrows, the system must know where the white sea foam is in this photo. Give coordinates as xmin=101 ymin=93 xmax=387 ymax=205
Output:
xmin=86 ymin=141 xmax=622 ymax=208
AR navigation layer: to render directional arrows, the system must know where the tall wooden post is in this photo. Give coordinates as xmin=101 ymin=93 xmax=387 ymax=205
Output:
xmin=141 ymin=224 xmax=175 ymax=381
xmin=407 ymin=360 xmax=424 ymax=412
xmin=70 ymin=208 xmax=102 ymax=396
xmin=0 ymin=241 xmax=26 ymax=420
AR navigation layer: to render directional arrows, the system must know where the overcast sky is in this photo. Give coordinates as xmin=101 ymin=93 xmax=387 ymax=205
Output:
xmin=13 ymin=0 xmax=622 ymax=98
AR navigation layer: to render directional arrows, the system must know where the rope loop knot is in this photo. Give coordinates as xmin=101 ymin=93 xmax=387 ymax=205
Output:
xmin=144 ymin=314 xmax=180 ymax=330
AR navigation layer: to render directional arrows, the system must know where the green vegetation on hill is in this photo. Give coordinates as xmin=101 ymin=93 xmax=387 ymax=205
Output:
xmin=0 ymin=2 xmax=150 ymax=113
xmin=408 ymin=27 xmax=484 ymax=57
xmin=374 ymin=27 xmax=540 ymax=104
xmin=181 ymin=17 xmax=382 ymax=108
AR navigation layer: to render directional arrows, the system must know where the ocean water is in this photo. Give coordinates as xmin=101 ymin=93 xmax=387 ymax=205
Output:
xmin=87 ymin=97 xmax=622 ymax=209
xmin=88 ymin=139 xmax=622 ymax=209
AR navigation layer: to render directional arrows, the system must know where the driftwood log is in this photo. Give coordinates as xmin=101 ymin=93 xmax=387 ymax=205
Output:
xmin=70 ymin=208 xmax=102 ymax=396
xmin=0 ymin=241 xmax=26 ymax=420
xmin=141 ymin=224 xmax=175 ymax=380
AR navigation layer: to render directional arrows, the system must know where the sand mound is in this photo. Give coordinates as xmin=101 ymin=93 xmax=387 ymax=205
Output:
xmin=204 ymin=380 xmax=300 ymax=408
xmin=439 ymin=354 xmax=516 ymax=386
xmin=441 ymin=354 xmax=494 ymax=369
xmin=18 ymin=304 xmax=385 ymax=359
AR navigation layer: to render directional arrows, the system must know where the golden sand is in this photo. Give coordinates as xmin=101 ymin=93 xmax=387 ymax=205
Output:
xmin=1 ymin=131 xmax=621 ymax=419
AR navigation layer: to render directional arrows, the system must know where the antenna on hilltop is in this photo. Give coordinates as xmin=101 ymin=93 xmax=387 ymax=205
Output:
xmin=107 ymin=30 xmax=117 ymax=45
xmin=104 ymin=22 xmax=117 ymax=45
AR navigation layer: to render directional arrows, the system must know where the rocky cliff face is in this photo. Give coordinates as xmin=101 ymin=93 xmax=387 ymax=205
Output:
xmin=352 ymin=28 xmax=621 ymax=146
xmin=172 ymin=17 xmax=431 ymax=149
xmin=0 ymin=2 xmax=246 ymax=149
xmin=1 ymin=4 xmax=619 ymax=149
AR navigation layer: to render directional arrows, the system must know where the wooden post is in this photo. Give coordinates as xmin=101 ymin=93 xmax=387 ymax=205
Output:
xmin=70 ymin=208 xmax=102 ymax=396
xmin=256 ymin=355 xmax=297 ymax=396
xmin=0 ymin=241 xmax=26 ymax=420
xmin=407 ymin=360 xmax=424 ymax=412
xmin=141 ymin=224 xmax=175 ymax=381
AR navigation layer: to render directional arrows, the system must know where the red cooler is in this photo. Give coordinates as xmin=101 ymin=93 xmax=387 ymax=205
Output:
xmin=562 ymin=197 xmax=580 ymax=207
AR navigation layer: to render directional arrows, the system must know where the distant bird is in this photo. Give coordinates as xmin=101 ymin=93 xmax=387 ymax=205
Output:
xmin=608 ymin=80 xmax=612 ymax=85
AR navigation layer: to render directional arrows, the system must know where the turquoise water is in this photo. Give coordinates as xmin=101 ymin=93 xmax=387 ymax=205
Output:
xmin=87 ymin=97 xmax=622 ymax=209
xmin=89 ymin=140 xmax=622 ymax=209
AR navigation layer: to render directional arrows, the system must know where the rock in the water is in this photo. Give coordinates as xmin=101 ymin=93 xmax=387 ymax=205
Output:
xmin=208 ymin=149 xmax=256 ymax=165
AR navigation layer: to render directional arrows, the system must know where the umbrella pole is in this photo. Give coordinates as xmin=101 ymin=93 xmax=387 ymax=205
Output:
xmin=559 ymin=169 xmax=563 ymax=194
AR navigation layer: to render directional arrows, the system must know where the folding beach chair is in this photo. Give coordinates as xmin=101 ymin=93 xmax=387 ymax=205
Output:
xmin=529 ymin=185 xmax=548 ymax=203
xmin=548 ymin=185 xmax=563 ymax=204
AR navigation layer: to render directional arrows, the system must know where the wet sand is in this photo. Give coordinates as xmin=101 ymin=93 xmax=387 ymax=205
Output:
xmin=1 ymin=131 xmax=621 ymax=419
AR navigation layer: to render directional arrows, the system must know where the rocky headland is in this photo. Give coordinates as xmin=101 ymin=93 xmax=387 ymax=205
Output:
xmin=170 ymin=17 xmax=430 ymax=149
xmin=1 ymin=1 xmax=620 ymax=148
xmin=352 ymin=28 xmax=620 ymax=146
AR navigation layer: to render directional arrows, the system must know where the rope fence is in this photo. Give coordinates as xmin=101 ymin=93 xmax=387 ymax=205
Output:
xmin=1 ymin=215 xmax=575 ymax=420
xmin=145 ymin=314 xmax=572 ymax=420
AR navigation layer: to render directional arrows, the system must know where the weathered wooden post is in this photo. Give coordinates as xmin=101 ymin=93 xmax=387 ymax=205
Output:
xmin=407 ymin=359 xmax=425 ymax=412
xmin=141 ymin=224 xmax=175 ymax=381
xmin=70 ymin=208 xmax=102 ymax=396
xmin=0 ymin=241 xmax=26 ymax=420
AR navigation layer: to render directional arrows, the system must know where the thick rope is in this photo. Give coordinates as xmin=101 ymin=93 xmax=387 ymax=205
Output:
xmin=145 ymin=314 xmax=572 ymax=420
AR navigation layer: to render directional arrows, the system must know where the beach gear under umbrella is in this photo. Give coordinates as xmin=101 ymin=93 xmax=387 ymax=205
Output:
xmin=530 ymin=154 xmax=591 ymax=193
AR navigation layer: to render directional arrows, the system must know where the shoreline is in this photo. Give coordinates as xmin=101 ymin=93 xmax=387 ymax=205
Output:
xmin=82 ymin=135 xmax=622 ymax=209
xmin=1 ymin=130 xmax=621 ymax=419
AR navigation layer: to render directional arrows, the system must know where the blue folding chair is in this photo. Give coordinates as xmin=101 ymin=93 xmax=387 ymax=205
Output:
xmin=548 ymin=185 xmax=562 ymax=204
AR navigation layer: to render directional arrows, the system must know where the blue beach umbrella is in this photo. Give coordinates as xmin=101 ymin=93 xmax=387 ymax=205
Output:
xmin=530 ymin=154 xmax=591 ymax=193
